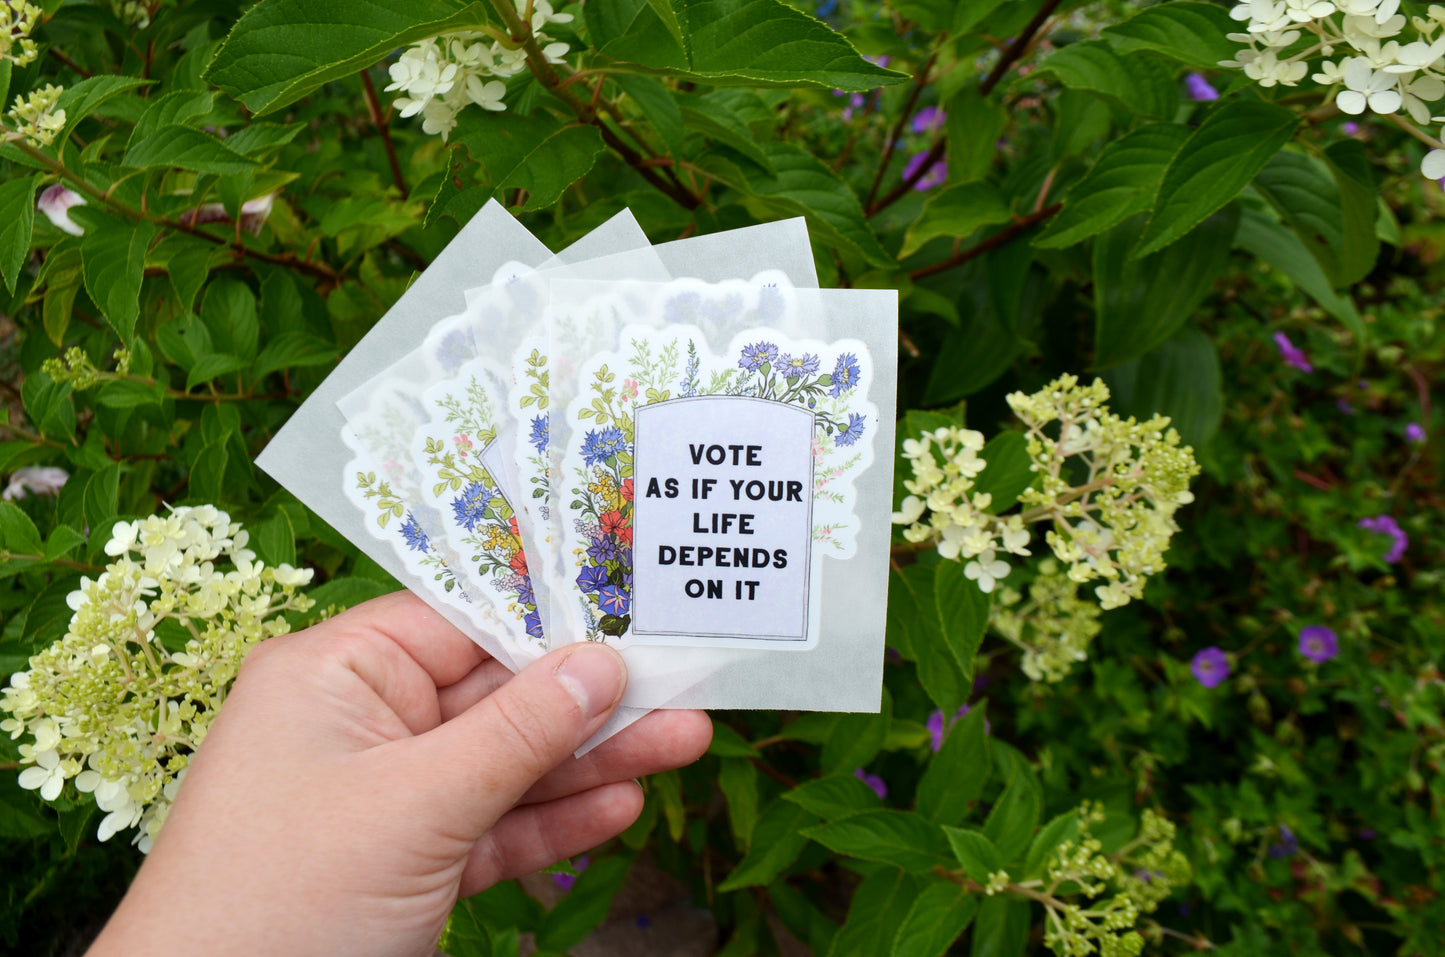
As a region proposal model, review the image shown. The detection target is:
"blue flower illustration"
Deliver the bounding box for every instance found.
[835,412,866,447]
[450,482,494,532]
[577,565,609,593]
[399,512,429,552]
[581,426,627,466]
[436,329,471,373]
[738,341,779,373]
[524,609,543,640]
[587,537,620,562]
[529,414,548,455]
[597,585,630,617]
[830,352,861,397]
[779,353,820,378]
[516,576,535,606]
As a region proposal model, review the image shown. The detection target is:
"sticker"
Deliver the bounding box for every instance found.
[558,323,875,650]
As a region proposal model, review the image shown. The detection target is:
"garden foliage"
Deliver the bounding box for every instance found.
[0,0,1440,954]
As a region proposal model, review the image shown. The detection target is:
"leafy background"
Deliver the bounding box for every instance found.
[0,0,1441,954]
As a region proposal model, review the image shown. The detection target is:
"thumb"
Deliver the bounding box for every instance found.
[401,641,627,840]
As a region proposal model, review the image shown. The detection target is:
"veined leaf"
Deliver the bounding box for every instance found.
[74,208,156,343]
[206,0,494,115]
[1103,1,1239,70]
[971,432,1034,513]
[890,881,978,957]
[1028,41,1178,118]
[900,183,1011,258]
[1103,326,1224,448]
[1093,206,1237,369]
[52,76,152,148]
[1135,98,1298,257]
[803,810,952,873]
[590,0,905,90]
[0,173,41,293]
[124,125,257,174]
[1034,122,1190,249]
[1233,204,1364,338]
[126,89,215,149]
[933,561,988,689]
[783,773,883,820]
[450,112,605,214]
[943,826,1003,881]
[718,798,819,891]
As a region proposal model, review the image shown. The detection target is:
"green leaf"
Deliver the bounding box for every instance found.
[827,869,923,957]
[126,89,216,148]
[821,692,891,773]
[982,763,1042,864]
[0,501,43,554]
[917,706,991,825]
[1034,122,1190,249]
[74,210,156,342]
[124,125,258,174]
[1093,206,1237,369]
[1022,810,1081,881]
[890,881,978,957]
[201,278,260,362]
[591,0,906,90]
[706,721,758,758]
[970,896,1031,957]
[449,112,605,214]
[23,575,80,648]
[944,86,1007,183]
[43,524,87,562]
[705,141,892,267]
[971,432,1034,513]
[942,826,1003,881]
[0,787,50,839]
[1102,1,1240,70]
[534,855,631,951]
[1135,98,1298,257]
[205,0,495,115]
[253,510,297,568]
[153,235,219,312]
[52,76,152,148]
[252,332,338,379]
[718,798,819,891]
[1234,204,1364,338]
[803,810,951,873]
[719,757,760,849]
[0,173,40,293]
[1103,326,1223,448]
[900,183,1011,258]
[933,561,989,688]
[612,74,685,157]
[1029,41,1177,118]
[678,90,774,172]
[643,0,688,51]
[186,354,250,391]
[95,379,165,409]
[889,564,968,715]
[1324,138,1381,288]
[783,774,884,820]
[83,463,120,535]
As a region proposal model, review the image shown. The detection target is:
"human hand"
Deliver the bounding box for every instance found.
[86,591,712,957]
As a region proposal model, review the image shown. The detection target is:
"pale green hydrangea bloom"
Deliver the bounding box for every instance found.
[1,506,314,852]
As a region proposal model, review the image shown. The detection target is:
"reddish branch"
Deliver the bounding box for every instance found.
[908,203,1061,281]
[360,68,408,198]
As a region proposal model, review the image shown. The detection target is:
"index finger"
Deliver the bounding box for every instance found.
[317,590,492,689]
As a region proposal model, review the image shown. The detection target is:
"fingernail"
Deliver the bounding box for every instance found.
[555,644,625,719]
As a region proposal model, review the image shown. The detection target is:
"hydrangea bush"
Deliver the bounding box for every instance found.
[0,0,1439,954]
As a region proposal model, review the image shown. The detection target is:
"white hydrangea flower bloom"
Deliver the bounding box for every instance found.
[1337,57,1403,112]
[964,550,1011,593]
[18,749,67,801]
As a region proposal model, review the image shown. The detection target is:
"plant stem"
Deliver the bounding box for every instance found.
[864,50,937,212]
[908,203,1061,280]
[360,68,408,198]
[980,0,1061,96]
[11,141,340,285]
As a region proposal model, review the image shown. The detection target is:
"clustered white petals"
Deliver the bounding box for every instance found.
[894,376,1199,625]
[1,506,314,852]
[0,3,42,68]
[385,1,574,141]
[1226,0,1445,179]
[7,83,66,147]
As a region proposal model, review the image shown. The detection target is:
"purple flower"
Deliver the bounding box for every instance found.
[927,705,971,752]
[1190,647,1230,688]
[1358,514,1408,563]
[1185,72,1219,101]
[1298,625,1339,663]
[865,54,891,69]
[524,609,543,640]
[738,341,779,373]
[835,412,866,447]
[903,151,947,190]
[36,184,86,236]
[597,585,630,617]
[1342,120,1360,135]
[1336,399,1357,415]
[854,767,887,799]
[2,465,69,501]
[553,854,589,890]
[911,105,946,133]
[1267,824,1299,859]
[576,565,609,593]
[1357,828,1377,840]
[1405,422,1426,444]
[1273,332,1313,373]
[399,512,429,553]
